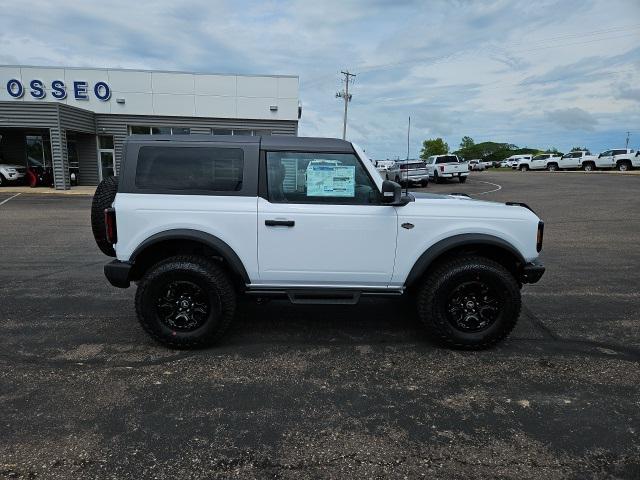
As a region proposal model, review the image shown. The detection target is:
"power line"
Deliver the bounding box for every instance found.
[336,70,356,140]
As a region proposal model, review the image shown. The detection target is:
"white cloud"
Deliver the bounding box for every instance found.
[1,0,639,156]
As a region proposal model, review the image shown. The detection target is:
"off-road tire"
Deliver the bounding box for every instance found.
[416,255,521,350]
[617,161,630,172]
[459,176,467,183]
[434,171,442,184]
[520,165,528,172]
[547,163,558,172]
[583,163,594,172]
[135,255,236,349]
[91,176,118,257]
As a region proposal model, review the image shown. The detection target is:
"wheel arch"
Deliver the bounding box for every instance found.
[129,229,250,285]
[404,234,526,288]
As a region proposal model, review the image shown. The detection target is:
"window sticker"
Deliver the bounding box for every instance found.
[306,164,355,197]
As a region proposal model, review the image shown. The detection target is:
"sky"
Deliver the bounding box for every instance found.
[1,0,638,159]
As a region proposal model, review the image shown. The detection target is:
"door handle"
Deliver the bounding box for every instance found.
[265,219,295,227]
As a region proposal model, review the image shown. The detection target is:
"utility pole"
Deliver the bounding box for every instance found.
[336,70,356,140]
[625,131,630,149]
[407,116,411,160]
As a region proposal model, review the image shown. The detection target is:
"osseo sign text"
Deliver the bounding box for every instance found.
[5,78,111,101]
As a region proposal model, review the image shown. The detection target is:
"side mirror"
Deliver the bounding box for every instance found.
[381,180,409,206]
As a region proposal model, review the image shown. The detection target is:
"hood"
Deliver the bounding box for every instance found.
[411,190,532,209]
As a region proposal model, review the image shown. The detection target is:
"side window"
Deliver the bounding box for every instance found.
[266,152,379,204]
[135,146,243,192]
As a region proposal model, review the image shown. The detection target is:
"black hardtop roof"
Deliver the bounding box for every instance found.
[125,135,354,153]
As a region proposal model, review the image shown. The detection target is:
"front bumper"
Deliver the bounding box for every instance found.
[520,260,545,284]
[2,171,26,181]
[104,260,132,288]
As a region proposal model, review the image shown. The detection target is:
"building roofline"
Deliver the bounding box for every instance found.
[0,64,299,80]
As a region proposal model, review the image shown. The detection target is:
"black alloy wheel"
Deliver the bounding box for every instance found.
[445,280,500,332]
[136,255,237,348]
[156,280,216,332]
[416,255,521,349]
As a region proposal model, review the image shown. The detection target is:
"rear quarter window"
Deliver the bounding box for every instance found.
[135,146,244,191]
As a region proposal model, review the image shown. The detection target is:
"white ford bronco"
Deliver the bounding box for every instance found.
[91,135,545,350]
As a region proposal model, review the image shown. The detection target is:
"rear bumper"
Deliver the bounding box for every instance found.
[104,260,132,288]
[407,174,429,182]
[440,171,469,177]
[520,260,545,284]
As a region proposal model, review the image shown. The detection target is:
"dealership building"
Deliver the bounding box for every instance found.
[0,66,300,189]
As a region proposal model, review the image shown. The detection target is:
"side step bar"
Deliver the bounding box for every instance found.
[245,288,403,305]
[288,290,361,305]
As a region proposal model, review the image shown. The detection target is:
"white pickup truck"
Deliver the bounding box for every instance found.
[558,150,598,170]
[514,154,561,171]
[425,154,470,183]
[595,148,637,171]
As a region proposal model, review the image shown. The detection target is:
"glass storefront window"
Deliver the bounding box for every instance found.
[25,135,52,168]
[130,126,150,135]
[129,126,191,135]
[99,136,114,149]
[100,151,115,179]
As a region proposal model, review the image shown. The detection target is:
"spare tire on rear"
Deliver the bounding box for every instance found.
[91,176,118,257]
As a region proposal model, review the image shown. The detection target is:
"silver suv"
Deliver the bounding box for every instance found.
[386,160,429,187]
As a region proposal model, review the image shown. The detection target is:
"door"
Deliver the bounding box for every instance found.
[530,155,546,169]
[597,150,613,168]
[97,135,115,180]
[560,152,576,169]
[257,150,398,287]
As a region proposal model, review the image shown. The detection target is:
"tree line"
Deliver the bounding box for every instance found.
[419,137,589,162]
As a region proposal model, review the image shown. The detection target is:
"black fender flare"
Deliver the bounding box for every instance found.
[130,229,250,283]
[404,233,525,287]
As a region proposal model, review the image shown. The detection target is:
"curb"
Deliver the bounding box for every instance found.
[0,188,94,196]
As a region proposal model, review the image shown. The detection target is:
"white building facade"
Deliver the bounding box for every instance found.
[0,66,300,189]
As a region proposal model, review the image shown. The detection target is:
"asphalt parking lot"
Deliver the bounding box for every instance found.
[1,171,639,479]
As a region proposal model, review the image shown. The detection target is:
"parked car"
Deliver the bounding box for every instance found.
[503,155,531,168]
[387,160,429,187]
[0,163,27,186]
[468,159,485,171]
[595,148,636,171]
[425,155,470,183]
[558,150,598,170]
[375,160,396,176]
[514,154,561,171]
[90,134,545,350]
